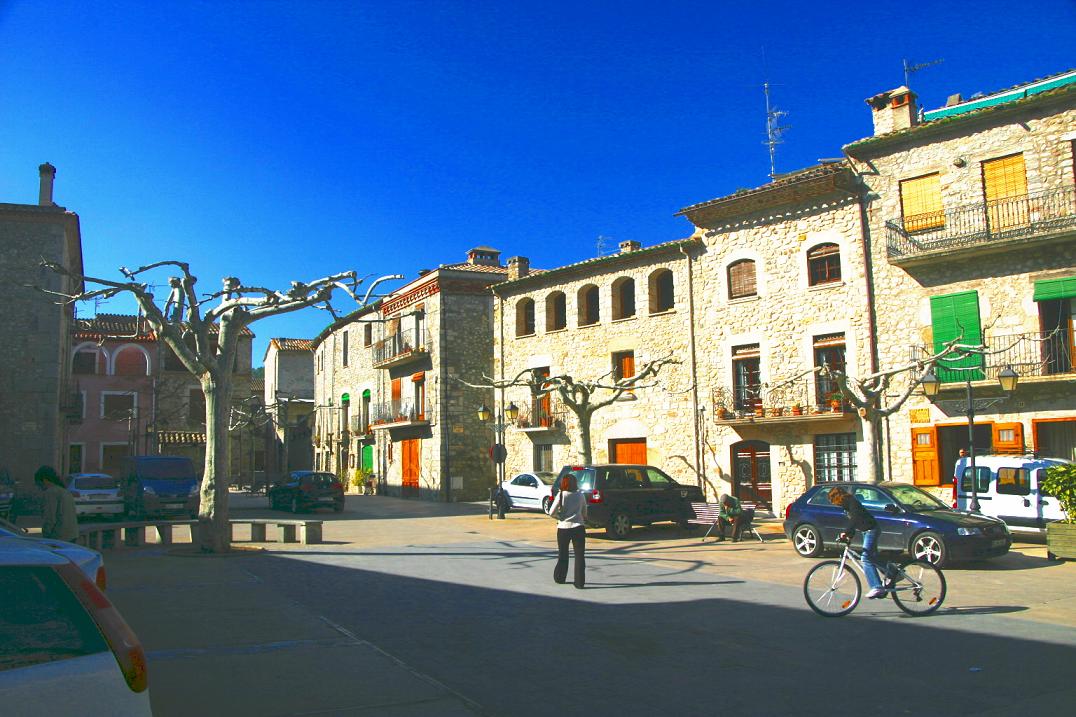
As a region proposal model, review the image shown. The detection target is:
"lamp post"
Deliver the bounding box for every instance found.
[477,400,519,520]
[920,364,1019,512]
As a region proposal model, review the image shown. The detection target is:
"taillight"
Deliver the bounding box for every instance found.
[951,478,958,509]
[96,565,107,591]
[785,503,792,520]
[587,490,603,504]
[57,563,148,693]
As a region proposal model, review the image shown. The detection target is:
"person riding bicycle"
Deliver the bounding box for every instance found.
[827,486,886,599]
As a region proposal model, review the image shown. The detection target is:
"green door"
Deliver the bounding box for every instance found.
[361,444,373,473]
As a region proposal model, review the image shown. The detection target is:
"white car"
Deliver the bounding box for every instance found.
[67,473,125,518]
[0,541,151,716]
[955,454,1071,534]
[501,472,557,512]
[0,518,106,590]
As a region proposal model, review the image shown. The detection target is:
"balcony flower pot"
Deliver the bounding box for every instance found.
[829,399,842,412]
[767,407,782,418]
[1042,464,1076,560]
[790,405,803,416]
[716,407,730,420]
[753,406,764,417]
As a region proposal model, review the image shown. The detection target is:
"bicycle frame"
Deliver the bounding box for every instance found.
[833,544,923,595]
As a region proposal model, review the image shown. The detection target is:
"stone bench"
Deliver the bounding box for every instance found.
[77,518,323,549]
[229,518,322,545]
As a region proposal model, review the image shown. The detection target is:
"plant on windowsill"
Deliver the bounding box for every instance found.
[790,403,803,416]
[753,405,764,417]
[826,392,844,412]
[715,406,730,420]
[767,406,782,418]
[1042,463,1076,561]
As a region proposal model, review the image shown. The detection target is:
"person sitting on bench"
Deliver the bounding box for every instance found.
[716,494,745,542]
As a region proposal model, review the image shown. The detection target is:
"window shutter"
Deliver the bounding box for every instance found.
[899,173,944,232]
[911,427,939,486]
[992,422,1024,453]
[728,260,757,299]
[1033,276,1076,302]
[930,291,984,381]
[982,154,1027,202]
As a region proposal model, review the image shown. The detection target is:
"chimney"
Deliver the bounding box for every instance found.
[507,256,530,280]
[38,162,56,206]
[466,246,502,267]
[619,240,641,253]
[865,87,918,136]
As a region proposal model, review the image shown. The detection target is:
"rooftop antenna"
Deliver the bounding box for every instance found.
[903,58,944,90]
[596,234,613,256]
[763,81,790,180]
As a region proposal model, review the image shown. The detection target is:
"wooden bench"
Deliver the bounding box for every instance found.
[686,502,764,543]
[77,518,323,549]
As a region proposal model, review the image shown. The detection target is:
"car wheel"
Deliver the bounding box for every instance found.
[911,531,947,567]
[608,511,631,539]
[290,496,300,514]
[793,524,824,558]
[541,496,552,513]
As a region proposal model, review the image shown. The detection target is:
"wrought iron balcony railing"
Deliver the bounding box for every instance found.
[913,330,1076,384]
[370,398,432,427]
[886,187,1076,263]
[515,400,565,430]
[712,379,849,420]
[371,326,431,367]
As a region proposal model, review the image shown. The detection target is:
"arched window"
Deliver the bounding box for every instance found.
[807,243,841,286]
[114,346,149,376]
[648,269,675,313]
[516,298,536,337]
[727,259,757,299]
[72,348,101,375]
[545,291,567,331]
[578,285,600,326]
[611,277,636,320]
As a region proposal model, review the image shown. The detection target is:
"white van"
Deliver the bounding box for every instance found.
[954,454,1071,534]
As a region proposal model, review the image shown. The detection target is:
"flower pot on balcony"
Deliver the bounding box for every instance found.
[753,406,764,417]
[767,407,782,418]
[829,399,842,412]
[716,408,730,420]
[790,405,803,416]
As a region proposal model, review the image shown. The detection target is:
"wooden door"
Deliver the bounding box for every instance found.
[911,427,939,486]
[609,438,647,464]
[731,441,771,509]
[401,439,419,497]
[391,378,402,418]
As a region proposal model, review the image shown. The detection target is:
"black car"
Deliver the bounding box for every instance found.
[269,471,345,513]
[554,464,705,539]
[783,481,1012,567]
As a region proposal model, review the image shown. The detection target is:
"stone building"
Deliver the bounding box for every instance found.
[262,338,315,479]
[845,70,1076,490]
[311,247,508,500]
[66,314,257,480]
[0,164,84,488]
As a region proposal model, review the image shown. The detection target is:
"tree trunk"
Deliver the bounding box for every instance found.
[198,372,233,552]
[577,407,594,465]
[862,413,884,484]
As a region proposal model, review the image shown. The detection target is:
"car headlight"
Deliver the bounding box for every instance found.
[142,486,156,495]
[956,527,982,536]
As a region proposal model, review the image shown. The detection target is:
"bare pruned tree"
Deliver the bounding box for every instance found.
[38,259,401,552]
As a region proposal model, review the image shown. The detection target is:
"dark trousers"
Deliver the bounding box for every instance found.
[716,514,745,540]
[554,525,586,588]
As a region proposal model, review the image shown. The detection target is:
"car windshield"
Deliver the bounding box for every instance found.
[72,476,118,490]
[300,473,339,487]
[563,468,596,490]
[136,459,195,480]
[887,484,949,511]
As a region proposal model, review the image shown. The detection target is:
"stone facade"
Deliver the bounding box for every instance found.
[263,338,315,478]
[312,248,506,501]
[0,164,83,490]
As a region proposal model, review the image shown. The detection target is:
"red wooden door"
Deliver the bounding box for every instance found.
[609,438,647,464]
[401,439,420,497]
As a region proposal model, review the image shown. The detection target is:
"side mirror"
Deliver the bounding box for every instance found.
[884,503,901,514]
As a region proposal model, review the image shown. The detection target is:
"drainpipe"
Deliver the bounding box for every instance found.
[681,243,703,488]
[440,296,452,502]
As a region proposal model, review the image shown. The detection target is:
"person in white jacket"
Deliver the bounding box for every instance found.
[547,473,587,588]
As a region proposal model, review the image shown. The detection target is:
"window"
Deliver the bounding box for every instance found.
[188,389,206,425]
[727,259,757,300]
[645,468,674,487]
[813,333,846,407]
[612,351,635,382]
[534,444,553,473]
[611,277,636,320]
[960,466,991,493]
[516,298,536,337]
[807,243,841,286]
[850,486,887,509]
[114,347,148,376]
[996,468,1031,496]
[930,290,984,382]
[649,269,674,313]
[102,392,136,420]
[578,285,600,326]
[361,389,371,433]
[814,433,857,482]
[732,344,761,411]
[1034,277,1076,375]
[899,173,944,232]
[72,350,99,375]
[68,444,83,474]
[363,323,372,347]
[545,291,567,331]
[342,330,349,367]
[413,373,426,420]
[982,153,1028,231]
[531,367,551,426]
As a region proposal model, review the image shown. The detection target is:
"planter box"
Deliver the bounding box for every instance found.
[1046,522,1076,561]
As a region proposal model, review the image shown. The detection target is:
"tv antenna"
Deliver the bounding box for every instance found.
[763,81,790,179]
[903,58,944,90]
[596,235,613,256]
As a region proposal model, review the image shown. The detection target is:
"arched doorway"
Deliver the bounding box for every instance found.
[731,440,771,509]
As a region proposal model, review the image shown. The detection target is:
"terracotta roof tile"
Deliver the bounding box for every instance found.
[269,338,314,352]
[73,313,254,339]
[436,262,511,274]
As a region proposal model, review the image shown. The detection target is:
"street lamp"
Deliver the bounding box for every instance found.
[920,363,1019,512]
[477,400,519,519]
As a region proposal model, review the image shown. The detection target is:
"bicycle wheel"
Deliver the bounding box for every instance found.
[891,560,946,616]
[804,560,861,617]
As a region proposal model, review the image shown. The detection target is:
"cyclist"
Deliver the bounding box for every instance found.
[827,486,885,599]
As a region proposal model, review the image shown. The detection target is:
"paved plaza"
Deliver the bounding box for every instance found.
[99,493,1076,716]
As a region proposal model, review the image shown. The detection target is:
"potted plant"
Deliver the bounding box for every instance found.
[790,403,803,416]
[767,406,782,418]
[827,392,843,412]
[715,406,730,420]
[753,405,764,417]
[1042,463,1076,560]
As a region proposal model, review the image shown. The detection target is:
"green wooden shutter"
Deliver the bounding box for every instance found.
[930,291,984,382]
[1033,277,1076,302]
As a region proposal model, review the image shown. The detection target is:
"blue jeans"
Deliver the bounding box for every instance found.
[861,527,883,591]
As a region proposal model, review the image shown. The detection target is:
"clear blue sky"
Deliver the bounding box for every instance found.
[2,1,1073,364]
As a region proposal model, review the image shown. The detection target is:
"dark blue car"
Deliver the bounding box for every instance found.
[783,482,1011,568]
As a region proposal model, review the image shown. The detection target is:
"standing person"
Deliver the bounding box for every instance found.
[35,465,78,542]
[546,473,587,588]
[716,493,744,542]
[828,486,885,599]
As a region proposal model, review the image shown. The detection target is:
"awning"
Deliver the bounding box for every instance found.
[1033,276,1076,302]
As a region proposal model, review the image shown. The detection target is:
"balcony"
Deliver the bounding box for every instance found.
[369,398,432,430]
[914,330,1075,386]
[372,327,431,369]
[886,187,1076,266]
[514,400,565,433]
[712,380,853,426]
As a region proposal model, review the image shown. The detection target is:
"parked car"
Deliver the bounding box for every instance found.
[0,518,106,589]
[501,471,557,512]
[554,464,705,539]
[784,481,1011,567]
[67,473,125,519]
[122,455,200,519]
[269,471,345,513]
[0,541,150,716]
[954,454,1071,535]
[0,468,14,519]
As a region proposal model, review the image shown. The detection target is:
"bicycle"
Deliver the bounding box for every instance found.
[803,536,946,617]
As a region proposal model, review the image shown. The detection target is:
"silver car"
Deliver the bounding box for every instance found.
[67,473,125,518]
[501,471,558,512]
